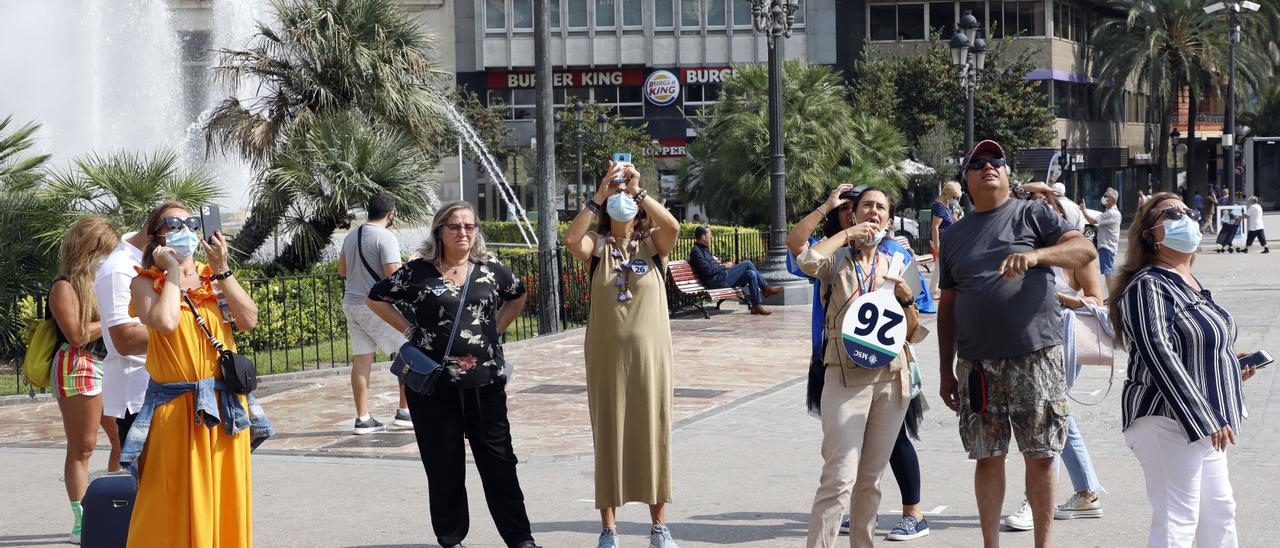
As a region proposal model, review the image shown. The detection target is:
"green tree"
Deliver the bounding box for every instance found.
[1091,0,1271,191]
[260,111,436,272]
[849,37,1055,160]
[912,123,962,187]
[1241,82,1280,138]
[205,0,449,261]
[0,117,54,361]
[680,60,906,225]
[554,101,656,198]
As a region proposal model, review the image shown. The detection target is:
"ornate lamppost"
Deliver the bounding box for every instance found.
[949,11,987,154]
[1205,1,1260,201]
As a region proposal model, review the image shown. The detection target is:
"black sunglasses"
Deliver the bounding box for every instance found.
[1154,206,1202,223]
[967,157,1007,171]
[158,216,202,233]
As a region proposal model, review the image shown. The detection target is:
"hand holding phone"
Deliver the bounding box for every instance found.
[1239,350,1273,369]
[611,152,632,183]
[200,205,223,244]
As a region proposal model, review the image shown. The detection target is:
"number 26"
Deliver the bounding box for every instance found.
[852,302,904,347]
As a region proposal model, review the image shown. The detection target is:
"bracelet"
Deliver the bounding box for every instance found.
[632,188,648,203]
[585,200,601,214]
[211,270,234,281]
[898,295,915,307]
[817,205,831,216]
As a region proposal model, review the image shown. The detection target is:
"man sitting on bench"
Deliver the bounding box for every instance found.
[688,225,780,315]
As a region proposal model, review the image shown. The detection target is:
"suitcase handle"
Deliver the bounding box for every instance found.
[112,500,130,508]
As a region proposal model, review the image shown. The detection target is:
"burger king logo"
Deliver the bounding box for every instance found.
[645,70,681,107]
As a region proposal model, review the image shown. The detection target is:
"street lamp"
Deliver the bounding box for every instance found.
[1171,128,1182,189]
[750,0,803,293]
[1205,1,1260,202]
[949,11,987,154]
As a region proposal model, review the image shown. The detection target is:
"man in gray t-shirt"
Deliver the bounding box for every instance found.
[937,140,1096,548]
[338,192,409,435]
[1081,188,1122,280]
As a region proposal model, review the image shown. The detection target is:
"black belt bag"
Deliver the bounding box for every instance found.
[184,291,258,395]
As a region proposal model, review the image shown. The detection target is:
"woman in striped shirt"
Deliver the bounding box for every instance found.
[1109,192,1262,548]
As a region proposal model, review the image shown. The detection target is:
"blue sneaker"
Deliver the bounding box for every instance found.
[648,524,678,548]
[885,514,930,541]
[597,528,619,548]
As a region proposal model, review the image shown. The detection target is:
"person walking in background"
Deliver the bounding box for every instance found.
[1205,189,1219,234]
[366,201,541,548]
[930,182,962,298]
[791,184,930,546]
[1240,196,1269,253]
[338,191,412,434]
[1110,192,1263,548]
[123,204,265,547]
[563,160,682,548]
[93,214,155,474]
[1080,188,1123,284]
[49,216,119,544]
[688,225,781,315]
[937,140,1097,548]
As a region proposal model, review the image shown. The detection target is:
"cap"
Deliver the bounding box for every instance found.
[1052,182,1066,197]
[965,140,1005,164]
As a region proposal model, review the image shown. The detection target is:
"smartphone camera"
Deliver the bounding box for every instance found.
[611,152,632,184]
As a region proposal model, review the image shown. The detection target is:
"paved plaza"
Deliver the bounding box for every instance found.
[2,226,1279,547]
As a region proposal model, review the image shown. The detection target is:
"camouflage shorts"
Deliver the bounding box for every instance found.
[956,345,1069,460]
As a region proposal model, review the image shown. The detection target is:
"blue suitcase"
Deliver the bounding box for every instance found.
[81,474,137,548]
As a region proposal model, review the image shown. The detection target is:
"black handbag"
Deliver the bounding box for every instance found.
[183,291,258,394]
[391,264,473,395]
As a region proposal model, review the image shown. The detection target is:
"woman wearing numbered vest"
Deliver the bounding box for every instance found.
[795,187,923,548]
[563,160,682,548]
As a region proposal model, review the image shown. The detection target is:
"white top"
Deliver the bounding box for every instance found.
[92,234,148,418]
[1095,206,1123,252]
[1058,197,1086,231]
[1245,204,1265,231]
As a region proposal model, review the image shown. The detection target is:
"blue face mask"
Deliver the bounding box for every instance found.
[607,192,638,222]
[1160,216,1202,254]
[865,228,887,247]
[166,228,200,260]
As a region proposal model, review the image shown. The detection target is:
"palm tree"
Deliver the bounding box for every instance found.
[1241,82,1280,138]
[0,116,54,362]
[39,150,222,246]
[204,0,449,260]
[261,111,437,272]
[1091,0,1271,191]
[680,60,906,225]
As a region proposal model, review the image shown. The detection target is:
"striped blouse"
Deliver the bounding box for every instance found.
[1118,266,1246,443]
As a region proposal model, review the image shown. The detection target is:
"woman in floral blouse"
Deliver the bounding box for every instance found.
[366,201,540,548]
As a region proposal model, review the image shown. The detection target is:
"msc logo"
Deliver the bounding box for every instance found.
[644,70,681,107]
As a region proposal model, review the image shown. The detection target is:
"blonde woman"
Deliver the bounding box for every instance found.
[49,215,120,543]
[929,182,962,297]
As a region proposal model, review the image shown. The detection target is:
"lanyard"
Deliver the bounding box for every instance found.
[852,248,880,297]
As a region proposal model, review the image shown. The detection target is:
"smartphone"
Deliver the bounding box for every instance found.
[611,152,632,183]
[1240,350,1273,369]
[200,204,222,244]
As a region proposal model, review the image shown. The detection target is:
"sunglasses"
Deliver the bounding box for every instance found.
[967,157,1007,171]
[1154,206,1201,223]
[444,223,478,233]
[158,216,202,233]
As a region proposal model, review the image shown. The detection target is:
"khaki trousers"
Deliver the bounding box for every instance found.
[807,367,909,548]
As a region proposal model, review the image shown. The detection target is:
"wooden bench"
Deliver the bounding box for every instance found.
[894,235,934,272]
[666,259,745,319]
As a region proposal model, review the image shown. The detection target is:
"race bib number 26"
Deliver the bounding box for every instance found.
[840,289,907,369]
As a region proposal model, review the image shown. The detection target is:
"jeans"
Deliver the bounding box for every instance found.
[1056,415,1102,493]
[720,260,769,305]
[406,382,535,548]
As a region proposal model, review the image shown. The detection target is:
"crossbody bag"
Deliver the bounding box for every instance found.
[391,264,473,395]
[356,225,413,322]
[183,291,257,394]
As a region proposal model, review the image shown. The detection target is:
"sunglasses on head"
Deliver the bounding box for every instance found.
[1154,206,1201,223]
[158,216,202,233]
[967,157,1007,171]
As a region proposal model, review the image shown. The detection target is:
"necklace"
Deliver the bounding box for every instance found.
[436,258,467,276]
[607,233,643,303]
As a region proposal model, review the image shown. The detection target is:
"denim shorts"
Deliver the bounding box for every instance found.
[956,345,1068,460]
[1097,247,1116,275]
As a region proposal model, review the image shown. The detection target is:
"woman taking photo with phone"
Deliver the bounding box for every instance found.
[793,186,923,547]
[124,201,262,547]
[49,215,119,543]
[366,201,540,548]
[564,160,682,548]
[1110,192,1262,548]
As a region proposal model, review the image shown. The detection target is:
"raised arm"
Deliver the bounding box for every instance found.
[564,163,623,264]
[630,165,680,258]
[202,231,258,331]
[131,252,183,335]
[788,184,852,256]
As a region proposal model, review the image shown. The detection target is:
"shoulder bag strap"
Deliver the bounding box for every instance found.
[182,290,228,354]
[440,264,475,360]
[355,225,383,281]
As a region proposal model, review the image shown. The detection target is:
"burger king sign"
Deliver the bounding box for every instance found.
[644,70,681,107]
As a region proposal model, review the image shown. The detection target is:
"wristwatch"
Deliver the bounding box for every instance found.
[897,294,915,307]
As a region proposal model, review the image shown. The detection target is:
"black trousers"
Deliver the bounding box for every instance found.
[1246,229,1268,248]
[406,382,534,548]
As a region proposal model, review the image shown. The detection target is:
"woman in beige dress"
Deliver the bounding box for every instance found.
[564,160,681,548]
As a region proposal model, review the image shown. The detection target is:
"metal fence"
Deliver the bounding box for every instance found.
[2,232,770,397]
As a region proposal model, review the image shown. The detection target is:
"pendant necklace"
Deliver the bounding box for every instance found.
[608,232,643,303]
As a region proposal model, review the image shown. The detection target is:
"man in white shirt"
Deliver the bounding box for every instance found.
[1053,182,1086,231]
[1241,196,1269,253]
[92,229,151,470]
[1081,188,1123,281]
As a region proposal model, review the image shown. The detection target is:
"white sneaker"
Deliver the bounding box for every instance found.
[1003,499,1034,531]
[1054,492,1103,520]
[393,409,413,428]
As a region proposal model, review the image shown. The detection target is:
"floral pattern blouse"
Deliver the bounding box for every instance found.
[368,257,525,388]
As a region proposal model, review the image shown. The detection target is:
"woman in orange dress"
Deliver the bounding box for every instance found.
[121,202,265,547]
